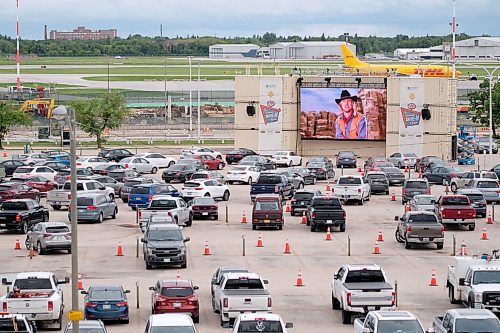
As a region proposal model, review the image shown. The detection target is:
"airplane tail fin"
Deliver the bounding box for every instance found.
[341,44,367,67]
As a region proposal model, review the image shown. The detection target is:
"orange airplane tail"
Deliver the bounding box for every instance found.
[341,44,368,68]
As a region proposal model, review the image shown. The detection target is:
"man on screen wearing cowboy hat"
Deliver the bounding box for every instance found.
[334,90,367,139]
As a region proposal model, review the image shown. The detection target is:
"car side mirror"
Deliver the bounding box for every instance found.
[148,287,155,291]
[193,286,199,290]
[285,323,293,328]
[263,280,269,284]
[183,237,190,242]
[59,277,70,284]
[394,215,400,221]
[141,238,146,243]
[2,278,10,285]
[80,290,87,294]
[459,278,465,286]
[333,274,339,280]
[124,290,130,293]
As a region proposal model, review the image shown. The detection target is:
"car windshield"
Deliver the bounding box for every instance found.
[367,174,386,180]
[237,320,284,332]
[308,162,326,168]
[344,270,385,283]
[338,152,354,157]
[442,197,469,205]
[377,320,424,333]
[294,193,314,200]
[150,200,177,209]
[406,181,428,189]
[57,170,70,176]
[14,278,52,289]
[15,167,33,173]
[455,318,500,333]
[256,175,282,184]
[46,226,70,233]
[224,278,264,290]
[482,173,497,179]
[255,201,279,211]
[191,174,208,179]
[381,167,402,174]
[160,287,193,297]
[147,230,182,241]
[337,177,361,185]
[312,198,341,207]
[274,152,287,156]
[1,202,28,210]
[465,194,485,202]
[478,137,491,143]
[402,153,417,157]
[150,327,195,333]
[193,198,215,205]
[77,198,94,206]
[184,182,201,188]
[131,186,150,194]
[375,162,394,168]
[232,167,248,171]
[473,271,500,284]
[407,214,438,223]
[477,181,499,188]
[89,289,123,300]
[415,197,435,205]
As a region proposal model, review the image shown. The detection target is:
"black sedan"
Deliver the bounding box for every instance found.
[379,167,406,186]
[287,167,317,185]
[238,155,276,170]
[93,164,126,175]
[176,158,209,171]
[335,151,357,168]
[423,166,463,185]
[35,161,68,172]
[225,148,257,164]
[306,162,335,180]
[162,164,197,183]
[0,160,25,177]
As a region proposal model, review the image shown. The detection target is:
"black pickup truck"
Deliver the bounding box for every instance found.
[0,199,49,234]
[306,196,346,232]
[250,173,294,202]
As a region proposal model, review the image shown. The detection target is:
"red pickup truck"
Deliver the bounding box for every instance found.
[434,195,476,231]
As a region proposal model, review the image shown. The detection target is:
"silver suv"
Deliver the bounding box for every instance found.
[26,222,71,255]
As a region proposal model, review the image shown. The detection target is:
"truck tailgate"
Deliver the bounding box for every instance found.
[251,185,278,195]
[6,298,52,314]
[442,206,475,219]
[409,224,443,238]
[313,209,344,220]
[47,191,69,202]
[344,282,394,307]
[224,290,270,311]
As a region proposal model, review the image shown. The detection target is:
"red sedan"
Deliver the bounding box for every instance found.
[11,176,57,194]
[149,279,199,323]
[0,182,41,203]
[194,154,225,170]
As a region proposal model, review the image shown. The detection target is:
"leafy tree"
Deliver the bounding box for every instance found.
[71,93,127,148]
[469,79,500,137]
[0,101,32,149]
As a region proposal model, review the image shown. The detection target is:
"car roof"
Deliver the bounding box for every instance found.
[447,308,498,318]
[39,222,68,228]
[405,178,428,182]
[294,189,319,194]
[218,266,248,273]
[148,224,181,231]
[366,171,386,175]
[159,279,193,288]
[224,272,261,279]
[456,189,484,195]
[344,264,381,270]
[77,192,108,198]
[406,211,436,216]
[255,194,281,199]
[151,195,178,200]
[1,198,35,202]
[238,313,283,321]
[66,320,104,329]
[133,183,160,188]
[89,285,123,291]
[149,314,194,326]
[16,271,54,279]
[372,311,417,320]
[473,178,499,182]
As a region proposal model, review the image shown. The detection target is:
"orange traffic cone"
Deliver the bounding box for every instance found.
[391,191,396,201]
[404,164,408,173]
[326,181,331,192]
[460,240,468,256]
[176,271,181,279]
[377,228,384,242]
[357,166,362,173]
[429,269,438,286]
[256,233,264,247]
[285,202,291,213]
[325,227,332,241]
[418,168,423,178]
[77,274,84,290]
[481,227,489,240]
[301,212,307,224]
[14,237,21,250]
[28,244,36,258]
[241,211,247,224]
[361,171,365,177]
[203,240,212,255]
[2,150,6,158]
[284,239,291,254]
[116,242,124,256]
[487,213,493,224]
[406,202,411,212]
[373,241,381,254]
[295,270,304,287]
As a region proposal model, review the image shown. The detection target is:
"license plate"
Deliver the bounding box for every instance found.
[264,219,270,223]
[300,201,304,205]
[327,220,333,224]
[54,236,64,241]
[53,201,61,205]
[0,224,5,227]
[367,306,376,311]
[103,305,111,310]
[163,258,171,262]
[202,212,208,216]
[0,217,5,219]
[78,209,86,213]
[173,302,181,308]
[423,238,429,242]
[188,192,193,196]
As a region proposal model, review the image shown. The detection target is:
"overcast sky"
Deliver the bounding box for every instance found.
[0,0,497,40]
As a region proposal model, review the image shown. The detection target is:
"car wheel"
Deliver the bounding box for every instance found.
[25,237,32,250]
[67,248,71,254]
[180,261,187,269]
[192,316,199,324]
[145,261,152,270]
[313,177,317,185]
[310,224,316,232]
[151,167,158,174]
[358,197,364,206]
[204,192,211,197]
[339,224,346,232]
[405,239,411,249]
[437,242,444,250]
[298,182,304,189]
[442,178,449,186]
[112,208,117,219]
[290,210,295,216]
[186,213,193,227]
[450,183,457,192]
[20,222,28,234]
[214,215,219,220]
[252,224,257,230]
[449,287,459,304]
[247,177,252,184]
[341,309,351,325]
[218,163,224,170]
[468,224,475,231]
[298,158,302,166]
[37,242,45,255]
[97,213,103,223]
[52,205,61,211]
[122,197,128,203]
[222,190,230,201]
[398,162,402,168]
[332,293,340,310]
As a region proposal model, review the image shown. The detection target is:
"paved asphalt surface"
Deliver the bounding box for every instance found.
[1,148,499,333]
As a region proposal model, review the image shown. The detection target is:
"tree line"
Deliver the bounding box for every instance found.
[0,33,476,57]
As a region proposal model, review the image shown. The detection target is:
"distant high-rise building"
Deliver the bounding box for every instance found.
[49,26,117,40]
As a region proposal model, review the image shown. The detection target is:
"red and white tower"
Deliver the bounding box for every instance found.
[16,0,21,90]
[451,0,457,79]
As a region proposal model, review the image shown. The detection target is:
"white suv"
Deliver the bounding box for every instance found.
[181,180,230,201]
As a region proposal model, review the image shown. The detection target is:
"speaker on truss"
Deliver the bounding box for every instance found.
[422,105,431,120]
[246,105,256,116]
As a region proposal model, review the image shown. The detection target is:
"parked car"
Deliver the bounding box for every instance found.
[402,179,431,204]
[144,314,196,333]
[354,311,425,333]
[434,194,476,230]
[332,175,371,205]
[0,183,41,204]
[270,151,302,167]
[34,161,69,172]
[290,189,322,216]
[69,193,118,223]
[181,180,230,201]
[226,166,260,185]
[388,152,418,169]
[149,279,199,322]
[463,178,500,203]
[134,153,175,168]
[432,309,500,333]
[128,183,180,209]
[190,197,218,220]
[120,177,157,202]
[423,165,463,185]
[277,170,305,190]
[378,167,406,186]
[225,148,257,164]
[47,180,115,210]
[138,196,192,229]
[26,222,71,254]
[250,172,294,202]
[107,169,141,183]
[10,175,57,194]
[365,172,389,194]
[335,151,357,168]
[0,314,37,333]
[450,171,498,192]
[306,156,333,168]
[210,267,248,299]
[415,156,444,172]
[76,157,110,170]
[306,161,335,180]
[42,149,69,157]
[141,224,190,269]
[88,175,123,196]
[162,164,197,183]
[64,320,107,333]
[0,160,25,176]
[93,164,125,175]
[287,167,317,185]
[12,153,48,166]
[188,147,223,160]
[44,154,70,166]
[394,211,444,249]
[252,194,283,230]
[176,158,208,171]
[193,154,226,170]
[473,136,498,153]
[119,157,159,174]
[456,189,487,218]
[409,194,437,212]
[54,168,94,188]
[81,285,130,323]
[98,148,134,162]
[363,157,390,173]
[306,196,346,232]
[190,171,224,183]
[239,155,276,170]
[0,199,48,233]
[490,164,500,178]
[12,166,57,181]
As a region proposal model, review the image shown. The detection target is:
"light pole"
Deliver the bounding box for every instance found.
[451,0,457,79]
[197,61,201,142]
[164,60,168,127]
[50,105,79,333]
[107,56,110,93]
[188,56,193,132]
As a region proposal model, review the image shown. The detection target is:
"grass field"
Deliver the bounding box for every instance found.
[0,82,84,88]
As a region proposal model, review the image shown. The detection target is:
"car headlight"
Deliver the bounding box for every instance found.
[179,248,186,255]
[146,247,154,255]
[474,292,482,303]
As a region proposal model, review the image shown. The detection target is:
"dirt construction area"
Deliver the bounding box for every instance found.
[0,148,499,333]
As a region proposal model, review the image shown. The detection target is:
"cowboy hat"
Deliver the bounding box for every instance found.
[335,89,358,104]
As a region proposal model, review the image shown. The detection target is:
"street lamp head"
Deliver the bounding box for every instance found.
[50,105,68,120]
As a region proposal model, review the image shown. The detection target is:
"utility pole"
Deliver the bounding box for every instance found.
[451,0,457,79]
[189,56,193,132]
[197,61,201,142]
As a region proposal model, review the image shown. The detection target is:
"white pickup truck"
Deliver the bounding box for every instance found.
[0,272,69,329]
[432,308,500,333]
[354,311,426,333]
[332,175,371,205]
[447,256,500,313]
[212,272,272,327]
[46,180,114,210]
[332,264,395,324]
[139,195,192,230]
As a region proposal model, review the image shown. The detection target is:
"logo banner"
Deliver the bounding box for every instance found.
[258,78,283,155]
[399,79,425,156]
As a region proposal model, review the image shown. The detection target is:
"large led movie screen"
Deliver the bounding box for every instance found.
[300,87,387,140]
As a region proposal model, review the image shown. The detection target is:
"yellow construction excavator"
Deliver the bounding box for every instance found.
[20,98,56,117]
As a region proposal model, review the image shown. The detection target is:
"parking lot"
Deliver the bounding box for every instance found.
[1,147,499,333]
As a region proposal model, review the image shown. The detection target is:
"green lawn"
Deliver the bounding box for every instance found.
[0,82,84,88]
[82,75,236,81]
